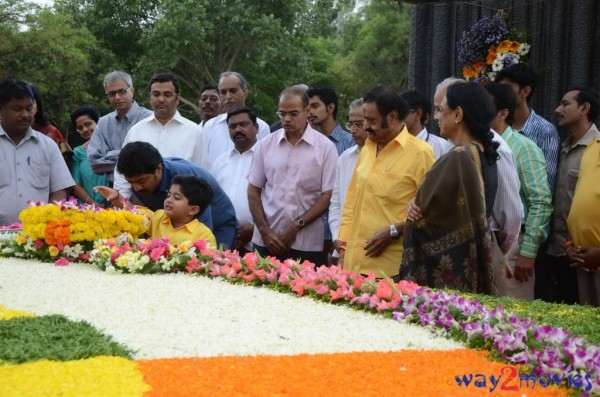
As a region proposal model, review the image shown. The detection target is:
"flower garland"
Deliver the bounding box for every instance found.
[457,14,530,83]
[1,198,148,262]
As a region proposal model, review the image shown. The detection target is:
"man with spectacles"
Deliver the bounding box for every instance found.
[329,98,368,264]
[400,90,452,160]
[113,73,203,200]
[197,84,222,129]
[199,71,270,169]
[337,86,435,279]
[87,71,152,183]
[248,85,338,266]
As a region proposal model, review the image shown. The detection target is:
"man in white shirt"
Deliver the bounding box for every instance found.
[114,73,203,198]
[329,98,368,263]
[210,107,259,253]
[198,84,222,131]
[199,71,269,169]
[400,89,452,160]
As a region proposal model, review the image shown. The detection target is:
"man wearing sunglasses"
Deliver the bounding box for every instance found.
[87,70,152,184]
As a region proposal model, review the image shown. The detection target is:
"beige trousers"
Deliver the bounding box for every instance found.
[504,232,534,300]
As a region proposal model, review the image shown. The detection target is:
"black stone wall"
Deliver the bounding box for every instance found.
[407,0,600,131]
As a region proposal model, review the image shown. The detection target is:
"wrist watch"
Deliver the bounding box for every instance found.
[389,224,400,241]
[296,218,306,228]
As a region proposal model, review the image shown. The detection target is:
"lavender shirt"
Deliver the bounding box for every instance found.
[248,124,338,251]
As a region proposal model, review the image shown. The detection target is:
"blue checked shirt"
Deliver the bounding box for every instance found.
[519,109,560,195]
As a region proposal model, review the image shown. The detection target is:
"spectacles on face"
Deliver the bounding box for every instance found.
[345,121,364,129]
[276,110,302,119]
[106,88,130,98]
[151,91,177,99]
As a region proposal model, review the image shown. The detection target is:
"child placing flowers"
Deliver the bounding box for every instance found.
[95,175,216,247]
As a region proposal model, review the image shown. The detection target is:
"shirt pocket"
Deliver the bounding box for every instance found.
[566,169,579,192]
[30,160,51,189]
[0,159,10,188]
[370,172,415,204]
[297,164,322,193]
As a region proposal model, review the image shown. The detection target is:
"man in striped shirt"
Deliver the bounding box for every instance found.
[496,64,560,194]
[486,83,553,300]
[248,86,338,266]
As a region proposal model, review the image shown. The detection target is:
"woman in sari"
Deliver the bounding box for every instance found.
[69,105,109,206]
[30,84,72,163]
[401,82,500,294]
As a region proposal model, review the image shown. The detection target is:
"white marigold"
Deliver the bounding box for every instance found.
[492,59,504,72]
[518,43,530,56]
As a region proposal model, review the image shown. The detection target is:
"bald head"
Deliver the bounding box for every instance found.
[433,77,465,123]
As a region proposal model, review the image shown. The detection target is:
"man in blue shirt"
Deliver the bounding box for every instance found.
[115,141,238,249]
[496,64,560,194]
[87,71,152,183]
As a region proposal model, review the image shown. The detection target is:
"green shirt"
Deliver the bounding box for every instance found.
[502,126,553,258]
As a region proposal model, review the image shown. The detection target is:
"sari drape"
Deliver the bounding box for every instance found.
[401,144,496,294]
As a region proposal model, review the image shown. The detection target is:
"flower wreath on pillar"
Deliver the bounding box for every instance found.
[457,12,530,84]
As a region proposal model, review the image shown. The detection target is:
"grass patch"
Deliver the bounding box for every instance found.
[0,314,133,364]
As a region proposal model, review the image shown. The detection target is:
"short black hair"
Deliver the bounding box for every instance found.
[485,82,516,126]
[171,175,213,217]
[363,86,410,121]
[494,64,537,103]
[307,86,339,119]
[149,73,180,94]
[227,106,257,124]
[200,84,218,96]
[400,90,431,125]
[70,104,100,128]
[569,85,600,123]
[117,141,163,177]
[0,79,34,107]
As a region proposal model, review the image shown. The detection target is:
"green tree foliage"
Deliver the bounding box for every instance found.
[0,0,411,131]
[136,0,319,122]
[333,0,411,119]
[0,7,103,138]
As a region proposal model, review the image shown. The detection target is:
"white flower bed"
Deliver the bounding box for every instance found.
[0,258,463,359]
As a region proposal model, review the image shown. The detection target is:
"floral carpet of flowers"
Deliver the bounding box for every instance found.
[0,200,596,395]
[0,260,569,396]
[457,14,530,83]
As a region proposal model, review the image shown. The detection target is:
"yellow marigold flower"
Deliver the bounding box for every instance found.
[15,234,27,245]
[48,246,59,257]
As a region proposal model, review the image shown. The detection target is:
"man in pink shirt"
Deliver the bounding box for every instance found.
[248,86,338,266]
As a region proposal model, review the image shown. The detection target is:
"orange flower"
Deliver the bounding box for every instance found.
[497,40,520,53]
[462,66,476,79]
[137,351,568,396]
[44,221,58,245]
[486,47,497,64]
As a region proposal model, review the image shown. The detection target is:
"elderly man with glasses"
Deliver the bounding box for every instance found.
[87,70,152,183]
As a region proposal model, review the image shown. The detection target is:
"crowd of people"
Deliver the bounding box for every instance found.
[1,63,599,306]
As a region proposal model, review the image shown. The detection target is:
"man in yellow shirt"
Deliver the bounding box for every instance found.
[336,86,434,278]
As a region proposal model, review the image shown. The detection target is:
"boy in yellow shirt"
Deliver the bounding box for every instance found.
[96,175,216,246]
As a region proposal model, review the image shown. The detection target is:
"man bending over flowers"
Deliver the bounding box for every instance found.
[100,141,236,248]
[96,174,216,247]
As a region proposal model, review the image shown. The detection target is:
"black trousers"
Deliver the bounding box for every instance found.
[253,244,327,267]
